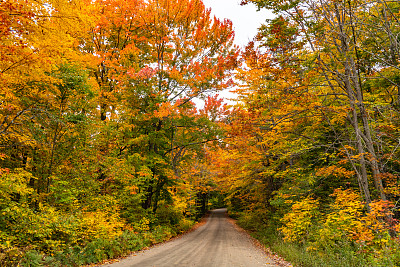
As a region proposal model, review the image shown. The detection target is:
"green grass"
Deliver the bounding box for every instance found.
[236,215,398,267]
[268,239,369,267]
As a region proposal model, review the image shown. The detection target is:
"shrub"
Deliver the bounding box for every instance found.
[279,196,320,243]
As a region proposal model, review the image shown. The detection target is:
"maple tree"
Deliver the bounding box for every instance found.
[82,0,238,212]
[0,0,238,265]
[3,0,400,265]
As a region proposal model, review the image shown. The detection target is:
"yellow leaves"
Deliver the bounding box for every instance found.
[309,189,397,250]
[128,135,148,146]
[319,189,364,242]
[280,196,320,242]
[79,210,124,240]
[331,189,362,213]
[280,187,399,252]
[87,76,100,92]
[328,105,350,126]
[0,169,36,201]
[137,217,151,232]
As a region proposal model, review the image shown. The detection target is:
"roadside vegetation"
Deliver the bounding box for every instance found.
[3,0,400,266]
[211,0,400,266]
[0,0,234,265]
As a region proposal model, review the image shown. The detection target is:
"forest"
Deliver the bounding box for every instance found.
[1,0,400,266]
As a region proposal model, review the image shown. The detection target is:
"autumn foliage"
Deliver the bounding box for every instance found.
[3,0,400,265]
[0,0,236,265]
[207,0,400,266]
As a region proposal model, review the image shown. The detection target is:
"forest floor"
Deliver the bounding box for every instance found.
[97,208,281,267]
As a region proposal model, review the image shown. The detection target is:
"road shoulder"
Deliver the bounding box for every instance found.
[227,217,292,267]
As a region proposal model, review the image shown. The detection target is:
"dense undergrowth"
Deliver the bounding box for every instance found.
[4,0,400,266]
[233,205,400,267]
[0,203,197,267]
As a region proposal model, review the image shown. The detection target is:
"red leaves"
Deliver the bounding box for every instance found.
[128,66,158,80]
[200,94,228,121]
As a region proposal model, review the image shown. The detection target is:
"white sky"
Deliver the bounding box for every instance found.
[202,0,273,47]
[195,0,274,106]
[201,0,273,105]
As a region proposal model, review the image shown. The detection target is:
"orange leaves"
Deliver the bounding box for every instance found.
[279,188,399,252]
[315,165,355,179]
[318,189,397,247]
[87,0,238,122]
[127,185,139,195]
[152,98,198,119]
[381,172,400,197]
[154,102,174,119]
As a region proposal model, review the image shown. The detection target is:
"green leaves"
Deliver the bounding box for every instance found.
[0,0,239,265]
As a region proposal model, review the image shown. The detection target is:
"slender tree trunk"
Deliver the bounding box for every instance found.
[344,63,372,205]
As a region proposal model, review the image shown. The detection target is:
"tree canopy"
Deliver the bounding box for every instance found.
[2,0,400,266]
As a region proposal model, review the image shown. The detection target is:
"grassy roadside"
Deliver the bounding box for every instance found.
[240,225,370,267]
[233,213,387,267]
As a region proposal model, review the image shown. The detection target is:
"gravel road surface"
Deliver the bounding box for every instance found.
[101,208,278,267]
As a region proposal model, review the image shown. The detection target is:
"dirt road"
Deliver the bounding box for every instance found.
[101,208,278,267]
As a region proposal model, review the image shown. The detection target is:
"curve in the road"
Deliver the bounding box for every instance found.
[100,208,278,267]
